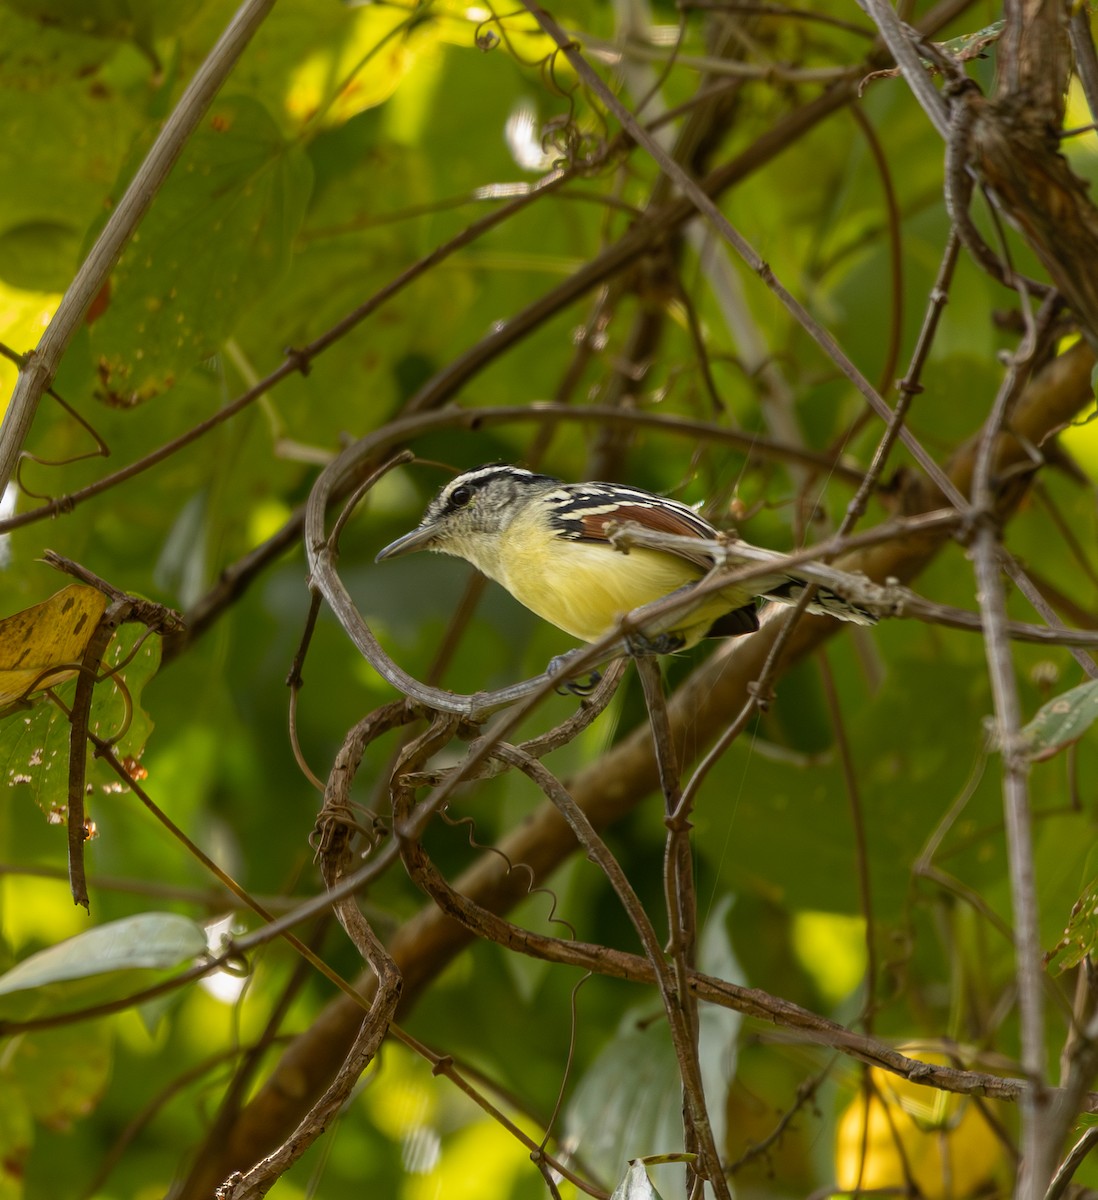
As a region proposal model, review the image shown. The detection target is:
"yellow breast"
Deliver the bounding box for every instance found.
[494,511,741,644]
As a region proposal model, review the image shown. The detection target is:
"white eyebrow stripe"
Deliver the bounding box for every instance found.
[443,465,535,492]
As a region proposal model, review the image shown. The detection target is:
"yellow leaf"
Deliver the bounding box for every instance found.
[284,5,440,128]
[0,585,108,708]
[835,1053,1007,1200]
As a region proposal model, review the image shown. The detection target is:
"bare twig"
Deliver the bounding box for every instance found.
[1045,1125,1098,1200]
[66,602,128,910]
[855,0,949,136]
[636,656,709,1192]
[968,301,1054,1197]
[819,651,877,1027]
[215,713,408,1200]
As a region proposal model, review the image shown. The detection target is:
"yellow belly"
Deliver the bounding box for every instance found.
[495,526,740,644]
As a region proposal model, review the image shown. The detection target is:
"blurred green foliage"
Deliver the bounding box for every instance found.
[0,0,1096,1197]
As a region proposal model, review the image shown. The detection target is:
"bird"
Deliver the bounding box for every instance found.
[375,463,876,654]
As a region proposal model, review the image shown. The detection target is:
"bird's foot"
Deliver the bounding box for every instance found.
[547,651,602,697]
[624,631,685,657]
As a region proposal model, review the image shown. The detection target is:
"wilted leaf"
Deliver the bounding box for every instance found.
[1047,877,1098,974]
[88,93,313,404]
[1019,679,1098,762]
[0,585,107,709]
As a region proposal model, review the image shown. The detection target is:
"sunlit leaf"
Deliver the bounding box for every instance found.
[283,3,441,128]
[835,1053,1006,1198]
[1019,679,1098,761]
[88,93,313,404]
[0,585,107,709]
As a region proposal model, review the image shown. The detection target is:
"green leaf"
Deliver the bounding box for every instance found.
[0,1078,32,1200]
[88,93,313,404]
[1020,679,1098,762]
[1047,876,1098,974]
[0,221,81,291]
[0,912,207,1019]
[0,58,138,235]
[7,1022,112,1131]
[86,619,161,775]
[1,696,70,819]
[1,618,162,819]
[0,5,110,88]
[563,900,741,1200]
[0,0,198,51]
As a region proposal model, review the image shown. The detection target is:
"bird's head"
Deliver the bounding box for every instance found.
[375,463,559,570]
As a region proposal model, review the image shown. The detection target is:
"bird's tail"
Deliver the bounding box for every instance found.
[761,578,877,625]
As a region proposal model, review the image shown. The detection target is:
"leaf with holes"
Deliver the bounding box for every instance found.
[1019,679,1098,762]
[1047,877,1098,974]
[2,621,161,818]
[84,620,160,778]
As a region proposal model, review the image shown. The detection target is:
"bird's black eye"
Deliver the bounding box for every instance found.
[449,484,473,508]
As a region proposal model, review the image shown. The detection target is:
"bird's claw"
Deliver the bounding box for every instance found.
[624,631,685,657]
[547,652,602,697]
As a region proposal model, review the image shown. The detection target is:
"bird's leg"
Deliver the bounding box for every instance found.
[546,648,603,697]
[621,581,702,656]
[624,631,686,656]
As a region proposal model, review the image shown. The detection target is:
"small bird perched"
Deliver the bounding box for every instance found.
[375,464,876,652]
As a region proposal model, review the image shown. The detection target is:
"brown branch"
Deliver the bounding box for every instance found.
[66,602,127,910]
[215,713,408,1198]
[636,657,715,1195]
[968,5,1098,341]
